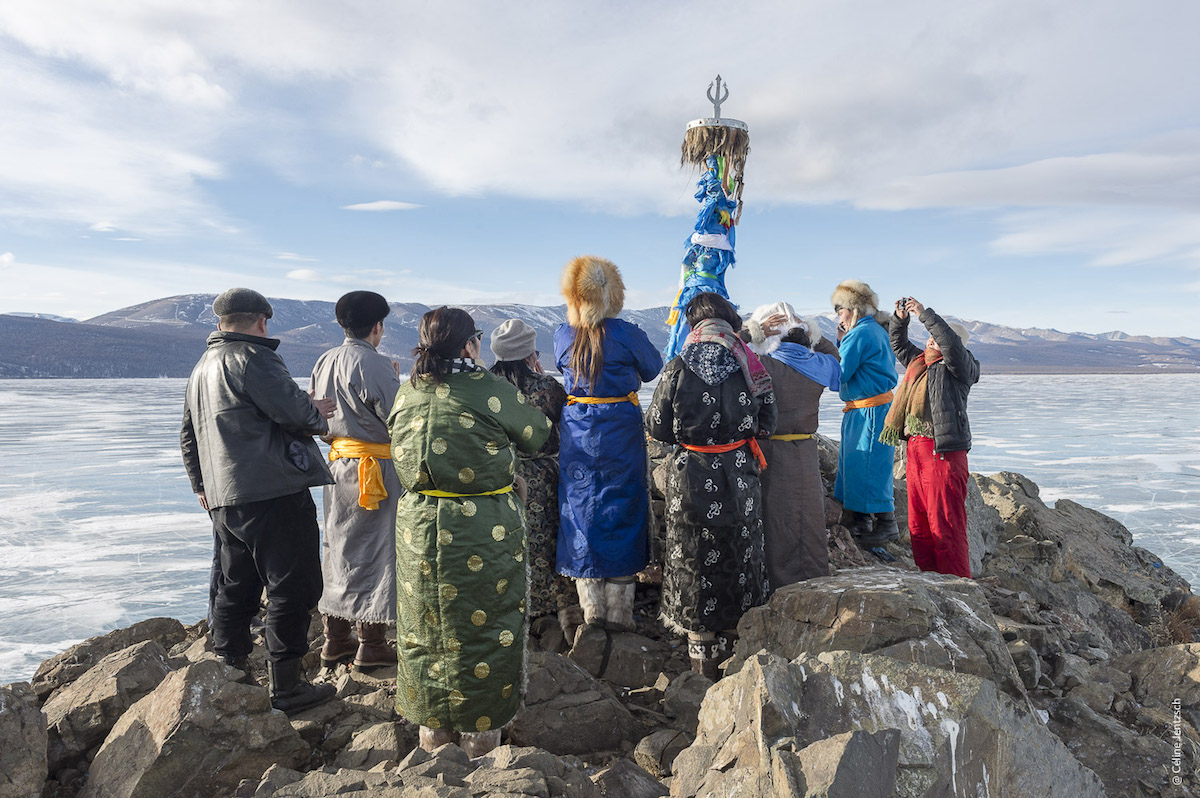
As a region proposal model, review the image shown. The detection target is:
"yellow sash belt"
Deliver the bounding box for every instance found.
[328,437,392,510]
[768,433,813,441]
[416,485,514,498]
[567,391,639,406]
[843,390,894,413]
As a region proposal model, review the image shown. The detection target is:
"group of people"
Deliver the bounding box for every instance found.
[179,260,980,758]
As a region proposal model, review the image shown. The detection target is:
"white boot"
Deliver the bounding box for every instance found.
[575,578,607,627]
[459,729,502,758]
[603,578,636,631]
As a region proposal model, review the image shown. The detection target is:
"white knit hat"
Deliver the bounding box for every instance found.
[490,318,538,361]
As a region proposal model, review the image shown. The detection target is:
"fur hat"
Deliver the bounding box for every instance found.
[490,318,538,361]
[747,301,818,356]
[562,255,625,328]
[830,279,879,315]
[949,322,970,346]
[335,290,389,332]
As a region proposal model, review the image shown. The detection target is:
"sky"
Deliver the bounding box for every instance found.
[2,1,1199,337]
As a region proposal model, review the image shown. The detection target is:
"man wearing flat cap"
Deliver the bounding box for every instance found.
[181,287,336,714]
[309,291,402,670]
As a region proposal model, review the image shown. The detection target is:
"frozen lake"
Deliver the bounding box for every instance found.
[1,374,1198,684]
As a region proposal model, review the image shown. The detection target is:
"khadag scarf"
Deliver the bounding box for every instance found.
[768,342,841,391]
[879,348,942,446]
[684,318,773,397]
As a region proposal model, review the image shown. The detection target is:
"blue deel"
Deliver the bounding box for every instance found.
[834,316,898,514]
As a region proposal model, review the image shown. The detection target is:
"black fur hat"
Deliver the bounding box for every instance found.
[335,291,390,332]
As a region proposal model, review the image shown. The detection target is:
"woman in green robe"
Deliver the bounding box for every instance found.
[388,307,551,756]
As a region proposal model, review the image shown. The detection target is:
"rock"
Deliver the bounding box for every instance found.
[333,721,408,770]
[792,729,901,798]
[0,681,47,798]
[463,766,548,796]
[1006,639,1041,691]
[249,767,415,797]
[43,640,174,774]
[671,651,1104,798]
[634,729,692,778]
[731,567,1027,700]
[591,758,668,797]
[1048,696,1199,798]
[397,742,474,785]
[568,626,670,689]
[1051,652,1092,690]
[510,651,636,755]
[1116,643,1200,731]
[963,472,1005,576]
[32,617,186,701]
[80,659,308,798]
[662,671,711,735]
[247,764,303,797]
[474,745,601,798]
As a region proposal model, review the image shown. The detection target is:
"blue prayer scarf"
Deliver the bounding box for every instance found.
[768,342,841,390]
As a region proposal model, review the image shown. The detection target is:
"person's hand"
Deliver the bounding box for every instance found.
[760,313,789,337]
[312,396,336,419]
[836,321,847,342]
[906,298,925,317]
[894,299,909,320]
[197,492,209,511]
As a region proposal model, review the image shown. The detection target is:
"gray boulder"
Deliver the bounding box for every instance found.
[32,617,185,701]
[732,568,1027,700]
[591,758,668,797]
[663,671,711,735]
[333,721,407,770]
[1115,643,1200,731]
[671,651,1104,798]
[786,729,900,798]
[43,640,173,774]
[568,626,671,689]
[0,681,47,798]
[474,745,601,798]
[510,651,636,755]
[80,659,308,798]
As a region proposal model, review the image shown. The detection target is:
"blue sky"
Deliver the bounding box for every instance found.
[2,1,1199,337]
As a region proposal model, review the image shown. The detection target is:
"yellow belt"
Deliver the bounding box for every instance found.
[328,437,392,510]
[843,390,894,413]
[416,485,514,498]
[567,391,639,406]
[768,433,813,441]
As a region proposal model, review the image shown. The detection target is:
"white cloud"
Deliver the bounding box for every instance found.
[276,252,318,262]
[0,252,14,267]
[341,201,421,212]
[286,269,322,282]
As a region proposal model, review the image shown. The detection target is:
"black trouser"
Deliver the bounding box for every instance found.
[209,490,322,663]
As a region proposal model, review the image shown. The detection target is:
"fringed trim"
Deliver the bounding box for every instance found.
[658,610,693,638]
[680,125,751,222]
[319,611,396,626]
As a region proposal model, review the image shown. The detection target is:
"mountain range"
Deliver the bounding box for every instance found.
[2,294,1199,378]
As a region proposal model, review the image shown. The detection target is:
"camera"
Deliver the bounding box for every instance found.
[898,297,911,308]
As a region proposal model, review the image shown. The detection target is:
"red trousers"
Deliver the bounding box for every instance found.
[906,436,971,578]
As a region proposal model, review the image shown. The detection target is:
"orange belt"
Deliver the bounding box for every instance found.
[843,390,893,413]
[567,392,639,406]
[681,438,767,471]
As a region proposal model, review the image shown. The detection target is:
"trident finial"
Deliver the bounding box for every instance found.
[707,75,729,118]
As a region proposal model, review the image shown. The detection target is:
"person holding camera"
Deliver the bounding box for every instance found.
[884,297,980,578]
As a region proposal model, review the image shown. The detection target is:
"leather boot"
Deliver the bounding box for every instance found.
[220,655,254,685]
[354,622,397,669]
[320,615,357,668]
[575,578,607,628]
[687,636,721,681]
[459,729,502,758]
[845,510,874,539]
[869,512,900,543]
[268,657,335,716]
[603,577,637,632]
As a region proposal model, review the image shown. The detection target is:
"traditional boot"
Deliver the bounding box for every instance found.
[220,655,254,685]
[459,729,502,758]
[320,615,357,668]
[603,577,637,632]
[267,658,335,716]
[869,512,900,543]
[575,578,607,628]
[354,622,397,669]
[418,725,458,752]
[687,635,721,681]
[844,510,874,540]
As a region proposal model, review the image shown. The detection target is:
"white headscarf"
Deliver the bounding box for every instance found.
[747,301,823,357]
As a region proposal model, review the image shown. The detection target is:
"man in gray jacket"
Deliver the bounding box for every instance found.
[180,288,336,714]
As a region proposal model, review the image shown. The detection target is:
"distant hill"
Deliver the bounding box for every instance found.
[2,294,1198,377]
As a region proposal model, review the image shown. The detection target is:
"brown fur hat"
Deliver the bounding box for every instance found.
[831,279,879,315]
[562,255,625,327]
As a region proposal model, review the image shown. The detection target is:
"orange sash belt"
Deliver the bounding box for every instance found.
[567,391,639,406]
[681,438,768,471]
[843,390,894,413]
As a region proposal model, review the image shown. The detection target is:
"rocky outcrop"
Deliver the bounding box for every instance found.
[509,651,637,756]
[672,651,1104,797]
[32,618,185,702]
[43,641,173,775]
[0,681,47,798]
[731,568,1027,700]
[81,660,308,798]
